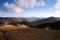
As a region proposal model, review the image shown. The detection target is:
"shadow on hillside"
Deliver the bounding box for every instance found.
[30,21,60,30]
[0,20,60,30]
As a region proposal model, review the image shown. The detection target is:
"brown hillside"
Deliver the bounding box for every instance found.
[0,28,60,40]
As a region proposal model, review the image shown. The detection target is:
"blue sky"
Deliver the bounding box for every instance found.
[0,0,60,17]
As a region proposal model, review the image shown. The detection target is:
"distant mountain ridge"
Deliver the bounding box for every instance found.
[0,17,60,22]
[35,17,60,23]
[40,17,59,22]
[0,17,60,25]
[0,17,23,23]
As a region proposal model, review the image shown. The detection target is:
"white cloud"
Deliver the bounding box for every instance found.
[15,0,37,8]
[4,2,24,13]
[15,0,46,8]
[54,0,60,10]
[53,0,60,17]
[4,0,46,13]
[37,0,46,7]
[11,7,24,13]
